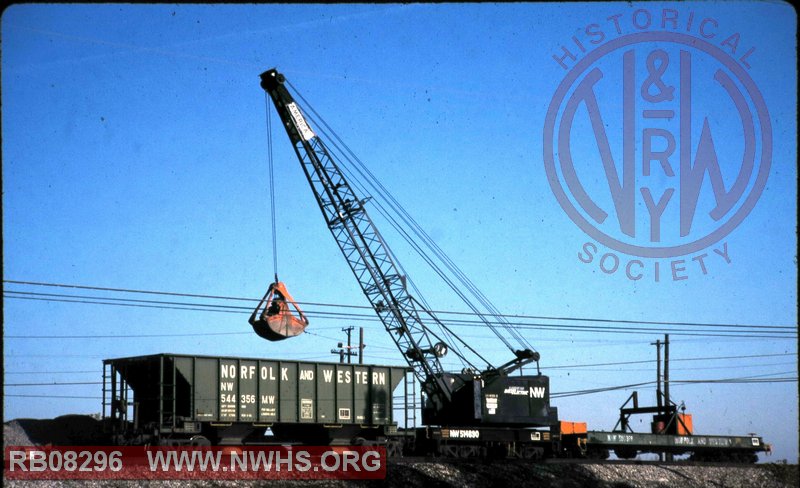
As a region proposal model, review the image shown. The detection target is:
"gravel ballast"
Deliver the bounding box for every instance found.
[5,416,797,487]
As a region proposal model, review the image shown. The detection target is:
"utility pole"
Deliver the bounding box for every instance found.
[652,338,663,411]
[345,326,353,364]
[664,334,670,413]
[650,335,672,461]
[331,326,362,364]
[358,327,364,364]
[664,334,673,462]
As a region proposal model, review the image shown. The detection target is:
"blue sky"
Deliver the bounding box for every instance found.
[2,3,797,462]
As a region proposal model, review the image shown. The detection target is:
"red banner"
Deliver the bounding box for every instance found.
[4,446,386,480]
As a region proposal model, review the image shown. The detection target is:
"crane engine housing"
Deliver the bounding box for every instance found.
[423,373,556,427]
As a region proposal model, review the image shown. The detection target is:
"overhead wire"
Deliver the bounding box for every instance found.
[6,359,795,399]
[5,299,793,340]
[5,371,97,375]
[544,352,798,370]
[5,280,793,332]
[551,381,657,398]
[551,374,798,399]
[6,382,103,387]
[5,351,794,376]
[5,395,102,399]
[14,372,793,391]
[4,289,796,340]
[545,362,798,373]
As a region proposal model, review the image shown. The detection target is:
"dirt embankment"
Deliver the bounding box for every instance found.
[5,415,111,446]
[5,416,798,487]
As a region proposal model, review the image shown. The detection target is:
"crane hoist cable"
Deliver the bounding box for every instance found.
[296,107,478,369]
[247,94,310,342]
[277,81,474,370]
[294,85,521,356]
[265,92,279,283]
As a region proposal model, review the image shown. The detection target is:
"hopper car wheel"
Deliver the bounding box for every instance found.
[386,439,404,458]
[190,435,212,447]
[614,447,638,459]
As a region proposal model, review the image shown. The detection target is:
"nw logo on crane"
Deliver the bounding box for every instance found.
[530,387,546,399]
[543,9,772,282]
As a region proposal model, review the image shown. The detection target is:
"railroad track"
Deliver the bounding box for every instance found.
[389,456,760,467]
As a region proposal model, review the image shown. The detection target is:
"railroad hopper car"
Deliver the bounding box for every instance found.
[103,353,409,446]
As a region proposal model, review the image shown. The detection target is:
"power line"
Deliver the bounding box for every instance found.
[5,292,795,340]
[547,361,798,373]
[5,280,795,331]
[7,353,793,377]
[4,280,254,302]
[12,372,792,390]
[672,370,798,384]
[6,331,252,339]
[677,378,798,384]
[5,354,109,358]
[4,371,97,375]
[5,293,249,316]
[669,361,797,371]
[4,394,101,399]
[552,381,657,398]
[551,374,798,399]
[672,353,798,363]
[544,352,797,370]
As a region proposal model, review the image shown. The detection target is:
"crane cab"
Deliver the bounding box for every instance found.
[422,372,558,427]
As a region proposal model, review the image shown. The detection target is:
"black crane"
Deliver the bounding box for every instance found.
[258,68,557,427]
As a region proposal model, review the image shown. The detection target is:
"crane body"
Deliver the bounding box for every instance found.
[259,68,557,427]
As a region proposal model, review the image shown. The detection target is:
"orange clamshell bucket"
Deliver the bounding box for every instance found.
[249,281,309,341]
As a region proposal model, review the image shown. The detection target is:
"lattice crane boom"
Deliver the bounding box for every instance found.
[259,69,453,408]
